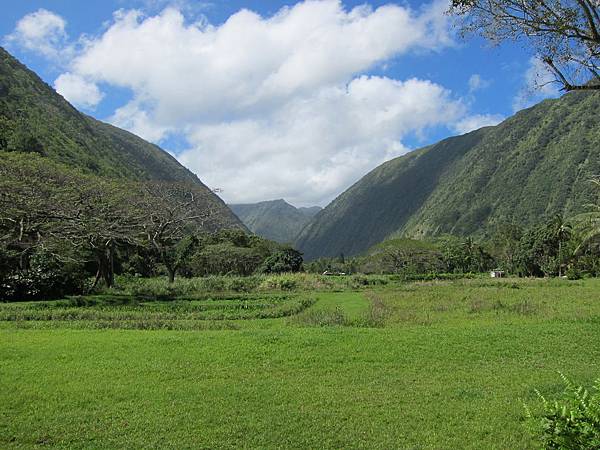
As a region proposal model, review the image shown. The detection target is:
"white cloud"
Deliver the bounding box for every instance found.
[453,113,504,134]
[54,73,104,109]
[110,101,173,143]
[513,57,560,112]
[11,1,496,206]
[56,0,460,205]
[179,76,465,205]
[70,2,453,126]
[5,9,67,58]
[468,74,491,93]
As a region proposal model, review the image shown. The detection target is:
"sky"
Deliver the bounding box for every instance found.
[1,0,560,207]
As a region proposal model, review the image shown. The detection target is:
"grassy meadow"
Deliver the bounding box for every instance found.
[1,276,600,449]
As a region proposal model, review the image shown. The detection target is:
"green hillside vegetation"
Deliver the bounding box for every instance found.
[230,199,321,243]
[0,46,241,229]
[0,153,302,300]
[296,90,600,259]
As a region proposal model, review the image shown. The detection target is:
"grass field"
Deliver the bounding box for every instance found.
[1,277,599,449]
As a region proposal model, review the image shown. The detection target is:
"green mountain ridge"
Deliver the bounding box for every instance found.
[230,199,321,244]
[0,46,243,230]
[296,91,600,260]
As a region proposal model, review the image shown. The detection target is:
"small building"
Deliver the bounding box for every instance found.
[322,270,346,276]
[490,270,505,278]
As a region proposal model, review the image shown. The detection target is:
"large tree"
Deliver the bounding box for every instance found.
[0,153,146,288]
[140,182,227,283]
[450,0,600,91]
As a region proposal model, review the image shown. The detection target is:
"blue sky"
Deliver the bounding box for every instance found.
[1,0,558,206]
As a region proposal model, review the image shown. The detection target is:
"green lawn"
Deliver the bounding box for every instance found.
[1,278,599,449]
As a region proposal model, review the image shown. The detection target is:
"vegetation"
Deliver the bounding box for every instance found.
[2,277,600,448]
[0,47,241,231]
[524,374,600,449]
[296,90,600,259]
[0,154,301,300]
[450,0,600,91]
[305,211,600,280]
[230,199,321,244]
[2,36,600,450]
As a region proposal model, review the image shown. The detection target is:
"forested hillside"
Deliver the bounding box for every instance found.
[0,46,242,229]
[296,90,600,259]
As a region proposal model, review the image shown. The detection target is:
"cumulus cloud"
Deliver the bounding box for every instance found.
[54,73,104,109]
[56,0,461,205]
[110,101,173,143]
[179,76,465,205]
[10,1,492,206]
[468,74,491,93]
[453,113,504,134]
[513,57,560,112]
[4,9,68,58]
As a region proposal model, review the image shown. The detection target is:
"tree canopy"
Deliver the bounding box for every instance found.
[450,0,600,91]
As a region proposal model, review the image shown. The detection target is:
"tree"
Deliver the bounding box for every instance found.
[258,248,303,274]
[516,215,573,276]
[139,182,226,283]
[0,153,147,289]
[571,178,600,254]
[450,0,600,91]
[441,236,495,273]
[490,223,523,273]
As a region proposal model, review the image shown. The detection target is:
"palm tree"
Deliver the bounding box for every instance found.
[571,179,600,257]
[549,215,573,277]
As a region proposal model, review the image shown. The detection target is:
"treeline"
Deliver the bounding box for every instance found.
[306,207,600,280]
[0,153,301,301]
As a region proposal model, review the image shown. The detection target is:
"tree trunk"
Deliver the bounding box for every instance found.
[92,268,102,289]
[167,266,175,283]
[95,248,115,288]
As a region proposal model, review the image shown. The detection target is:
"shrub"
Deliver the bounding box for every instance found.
[227,276,261,292]
[524,373,600,450]
[566,266,583,280]
[0,250,88,301]
[258,275,298,291]
[258,248,303,274]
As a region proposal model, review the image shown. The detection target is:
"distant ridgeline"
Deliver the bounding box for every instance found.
[0,46,243,230]
[296,89,600,260]
[230,199,322,244]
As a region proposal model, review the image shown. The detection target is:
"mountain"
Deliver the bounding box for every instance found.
[230,199,321,244]
[296,90,600,260]
[0,46,243,230]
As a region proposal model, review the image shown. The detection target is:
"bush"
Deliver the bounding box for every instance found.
[259,275,298,291]
[258,248,303,274]
[227,276,261,292]
[0,250,88,301]
[566,266,583,280]
[524,373,600,449]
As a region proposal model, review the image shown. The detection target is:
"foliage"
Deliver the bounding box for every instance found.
[450,0,600,92]
[0,249,87,301]
[2,279,600,448]
[524,373,600,449]
[516,216,574,277]
[439,236,495,273]
[258,247,303,274]
[571,178,600,255]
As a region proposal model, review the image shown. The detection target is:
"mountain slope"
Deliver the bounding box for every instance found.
[296,90,600,259]
[230,199,321,243]
[0,46,243,229]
